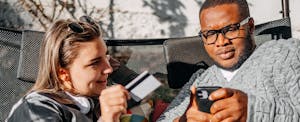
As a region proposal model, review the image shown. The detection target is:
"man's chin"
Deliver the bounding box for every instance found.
[216,63,239,71]
[214,59,242,71]
[214,54,249,71]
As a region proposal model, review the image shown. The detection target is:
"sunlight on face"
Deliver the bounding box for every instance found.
[200,4,254,70]
[67,38,112,96]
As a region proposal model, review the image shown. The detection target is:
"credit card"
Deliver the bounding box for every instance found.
[125,71,162,102]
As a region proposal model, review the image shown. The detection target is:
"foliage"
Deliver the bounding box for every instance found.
[0,1,24,29]
[17,0,106,30]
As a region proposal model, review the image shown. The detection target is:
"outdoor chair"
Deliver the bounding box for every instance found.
[0,28,36,120]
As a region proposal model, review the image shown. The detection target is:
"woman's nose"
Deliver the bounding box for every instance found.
[103,57,113,74]
[104,64,113,74]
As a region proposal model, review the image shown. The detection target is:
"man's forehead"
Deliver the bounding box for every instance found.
[200,4,240,30]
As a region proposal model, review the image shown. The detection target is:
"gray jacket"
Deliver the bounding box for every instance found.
[158,38,300,122]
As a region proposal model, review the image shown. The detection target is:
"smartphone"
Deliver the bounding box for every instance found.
[195,86,221,113]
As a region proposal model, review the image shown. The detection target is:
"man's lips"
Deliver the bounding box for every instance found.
[216,47,235,60]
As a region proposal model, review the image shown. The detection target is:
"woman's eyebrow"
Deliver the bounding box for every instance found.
[90,57,101,62]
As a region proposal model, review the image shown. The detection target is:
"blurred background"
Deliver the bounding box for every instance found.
[1,0,299,74]
[0,0,299,121]
[1,0,299,38]
[1,0,299,100]
[1,0,299,106]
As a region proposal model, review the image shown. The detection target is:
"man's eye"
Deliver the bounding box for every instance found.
[206,31,217,37]
[227,25,239,31]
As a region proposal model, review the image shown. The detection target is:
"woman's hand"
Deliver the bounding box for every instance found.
[99,84,130,122]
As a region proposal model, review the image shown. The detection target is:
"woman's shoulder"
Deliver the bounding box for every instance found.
[6,92,64,121]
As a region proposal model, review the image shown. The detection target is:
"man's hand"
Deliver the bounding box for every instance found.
[174,86,213,122]
[209,88,248,122]
[99,84,130,122]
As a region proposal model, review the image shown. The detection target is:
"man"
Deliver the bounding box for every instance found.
[158,0,300,122]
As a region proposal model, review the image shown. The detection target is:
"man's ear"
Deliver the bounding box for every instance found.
[248,17,255,34]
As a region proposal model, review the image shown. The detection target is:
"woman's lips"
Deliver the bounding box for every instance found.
[216,48,235,60]
[96,80,107,84]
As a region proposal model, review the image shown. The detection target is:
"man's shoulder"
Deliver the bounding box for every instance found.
[245,38,300,70]
[250,38,300,60]
[257,38,300,53]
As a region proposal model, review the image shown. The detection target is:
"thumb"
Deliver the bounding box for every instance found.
[190,86,198,108]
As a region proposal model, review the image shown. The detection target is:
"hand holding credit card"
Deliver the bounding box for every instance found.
[125,71,162,102]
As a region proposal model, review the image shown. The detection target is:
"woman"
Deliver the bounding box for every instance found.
[6,16,130,122]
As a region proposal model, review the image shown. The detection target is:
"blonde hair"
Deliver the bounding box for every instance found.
[31,18,101,94]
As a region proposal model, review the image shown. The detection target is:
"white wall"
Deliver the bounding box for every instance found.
[6,0,300,39]
[249,0,300,38]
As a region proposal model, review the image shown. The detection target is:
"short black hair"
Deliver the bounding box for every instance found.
[199,0,250,21]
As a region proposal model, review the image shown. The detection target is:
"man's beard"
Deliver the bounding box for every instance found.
[215,34,255,71]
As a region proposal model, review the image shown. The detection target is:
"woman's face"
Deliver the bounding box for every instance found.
[62,38,112,96]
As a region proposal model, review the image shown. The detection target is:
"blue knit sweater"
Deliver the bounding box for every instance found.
[158,38,300,122]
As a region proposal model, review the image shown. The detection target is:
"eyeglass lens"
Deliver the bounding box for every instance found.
[202,24,241,44]
[79,15,97,27]
[68,16,98,33]
[68,22,84,33]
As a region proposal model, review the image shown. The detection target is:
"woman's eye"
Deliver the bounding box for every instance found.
[89,61,100,68]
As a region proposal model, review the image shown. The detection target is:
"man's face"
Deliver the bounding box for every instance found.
[200,4,255,70]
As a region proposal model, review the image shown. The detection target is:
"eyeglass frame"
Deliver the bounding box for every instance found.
[198,16,251,45]
[61,16,100,45]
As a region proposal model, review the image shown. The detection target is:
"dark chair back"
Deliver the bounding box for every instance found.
[0,28,34,121]
[255,17,291,40]
[163,37,211,88]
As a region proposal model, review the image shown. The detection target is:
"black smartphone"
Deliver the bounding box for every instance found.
[195,86,221,113]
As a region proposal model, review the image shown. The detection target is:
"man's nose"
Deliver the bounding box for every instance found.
[215,33,230,47]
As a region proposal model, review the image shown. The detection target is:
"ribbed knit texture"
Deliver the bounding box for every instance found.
[158,38,300,122]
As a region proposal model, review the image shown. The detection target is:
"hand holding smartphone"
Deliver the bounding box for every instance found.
[195,86,221,113]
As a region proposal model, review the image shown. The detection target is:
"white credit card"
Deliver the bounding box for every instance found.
[125,71,162,102]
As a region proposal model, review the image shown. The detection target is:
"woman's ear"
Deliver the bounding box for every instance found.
[58,68,73,90]
[58,68,70,82]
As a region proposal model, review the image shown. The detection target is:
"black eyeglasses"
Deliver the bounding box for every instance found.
[199,17,250,45]
[67,15,98,33]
